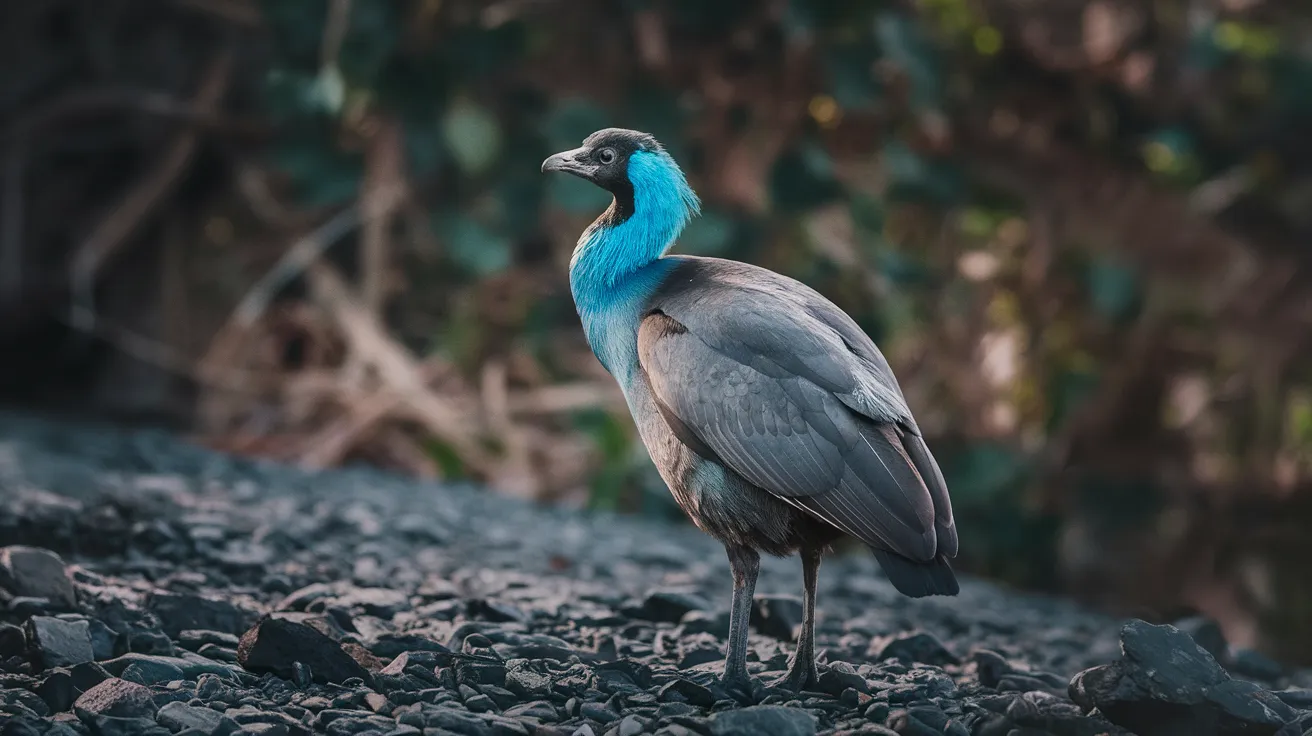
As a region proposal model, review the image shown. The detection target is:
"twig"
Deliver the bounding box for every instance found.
[359,116,406,313]
[483,360,538,498]
[320,0,354,69]
[230,206,363,327]
[0,87,262,144]
[68,51,233,332]
[295,358,447,470]
[506,383,623,414]
[306,262,497,475]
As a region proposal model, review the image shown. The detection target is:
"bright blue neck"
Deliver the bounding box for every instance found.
[568,150,700,381]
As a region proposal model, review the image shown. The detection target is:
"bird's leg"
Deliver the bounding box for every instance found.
[721,544,760,700]
[772,545,821,691]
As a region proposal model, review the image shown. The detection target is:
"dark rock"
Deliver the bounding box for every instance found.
[1069,619,1296,735]
[148,593,258,638]
[658,678,715,708]
[751,596,804,640]
[870,632,958,666]
[85,715,171,736]
[224,705,310,735]
[176,631,240,652]
[35,670,78,713]
[1273,688,1312,709]
[454,658,506,688]
[1230,649,1284,683]
[25,617,94,670]
[327,587,410,619]
[155,700,238,735]
[277,583,338,612]
[817,664,868,697]
[68,661,113,691]
[709,705,817,736]
[678,610,729,636]
[0,547,77,610]
[236,616,371,686]
[195,644,237,663]
[581,701,619,723]
[367,634,450,660]
[1,687,51,718]
[121,658,185,686]
[0,623,26,659]
[86,619,121,661]
[466,598,526,623]
[73,678,157,719]
[971,649,1015,689]
[504,659,554,699]
[1172,616,1228,661]
[624,591,710,624]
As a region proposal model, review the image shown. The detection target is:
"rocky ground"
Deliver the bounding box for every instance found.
[0,411,1307,736]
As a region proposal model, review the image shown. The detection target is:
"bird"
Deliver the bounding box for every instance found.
[542,128,959,696]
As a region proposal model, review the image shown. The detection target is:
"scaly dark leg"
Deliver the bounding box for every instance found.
[772,545,821,691]
[721,544,760,699]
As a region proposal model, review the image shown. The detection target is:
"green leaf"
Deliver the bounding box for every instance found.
[826,46,883,109]
[874,11,941,109]
[1086,258,1141,323]
[264,70,340,120]
[442,98,503,176]
[1047,367,1100,433]
[267,132,362,207]
[882,140,962,205]
[437,215,512,276]
[337,0,400,87]
[849,194,885,234]
[403,123,443,178]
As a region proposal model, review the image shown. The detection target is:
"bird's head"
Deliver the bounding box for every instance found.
[542,128,700,241]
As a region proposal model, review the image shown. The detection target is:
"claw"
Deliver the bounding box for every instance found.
[768,661,820,692]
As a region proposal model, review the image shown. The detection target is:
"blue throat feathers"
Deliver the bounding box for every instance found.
[569,149,701,382]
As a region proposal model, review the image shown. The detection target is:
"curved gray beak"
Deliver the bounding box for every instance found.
[541,147,592,177]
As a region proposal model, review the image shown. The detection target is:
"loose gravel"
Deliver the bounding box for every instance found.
[0,411,1307,736]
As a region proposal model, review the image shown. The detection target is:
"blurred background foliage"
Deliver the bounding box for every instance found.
[3,0,1312,661]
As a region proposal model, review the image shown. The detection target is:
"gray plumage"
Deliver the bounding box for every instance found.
[638,258,957,568]
[543,129,959,697]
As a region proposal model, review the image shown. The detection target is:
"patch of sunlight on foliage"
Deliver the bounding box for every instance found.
[1287,391,1312,454]
[1213,21,1281,59]
[986,290,1022,327]
[442,97,503,176]
[973,26,1002,56]
[573,409,635,512]
[425,440,466,479]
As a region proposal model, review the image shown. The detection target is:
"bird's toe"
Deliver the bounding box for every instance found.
[768,661,820,693]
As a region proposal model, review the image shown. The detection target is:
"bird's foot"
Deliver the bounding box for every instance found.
[768,660,820,692]
[717,673,756,704]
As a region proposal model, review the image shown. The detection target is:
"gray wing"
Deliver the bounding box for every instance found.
[638,259,957,560]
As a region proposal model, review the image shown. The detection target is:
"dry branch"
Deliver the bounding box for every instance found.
[68,51,234,331]
[305,262,497,475]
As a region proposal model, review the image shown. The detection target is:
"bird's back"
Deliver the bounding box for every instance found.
[633,256,959,595]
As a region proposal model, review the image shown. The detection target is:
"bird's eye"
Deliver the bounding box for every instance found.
[597,148,616,165]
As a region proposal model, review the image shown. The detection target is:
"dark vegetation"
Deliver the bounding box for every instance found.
[2,0,1312,664]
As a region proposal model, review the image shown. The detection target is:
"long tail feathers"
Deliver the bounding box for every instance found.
[871,548,960,597]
